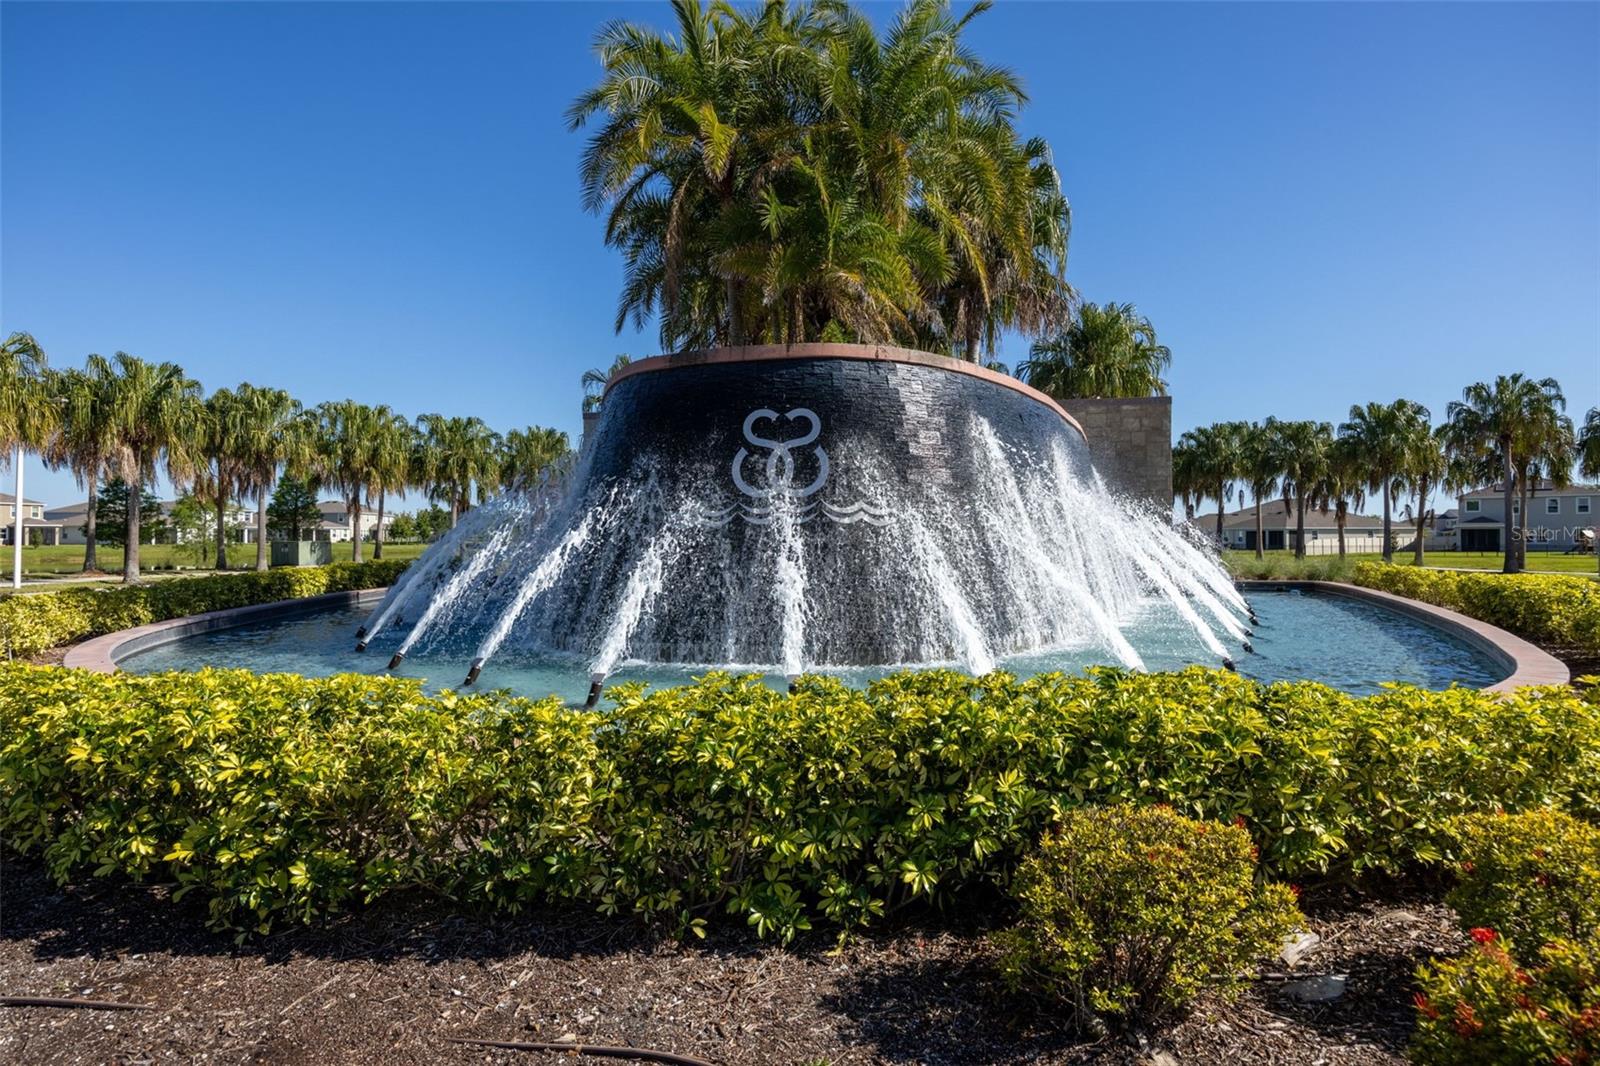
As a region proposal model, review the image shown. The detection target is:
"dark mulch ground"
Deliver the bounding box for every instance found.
[1,857,1464,1065]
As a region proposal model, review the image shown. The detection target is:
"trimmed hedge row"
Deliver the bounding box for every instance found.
[0,559,411,660]
[2,664,1596,940]
[1353,563,1600,655]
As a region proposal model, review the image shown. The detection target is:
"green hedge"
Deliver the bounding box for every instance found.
[3,665,1596,940]
[1353,563,1600,654]
[0,559,410,660]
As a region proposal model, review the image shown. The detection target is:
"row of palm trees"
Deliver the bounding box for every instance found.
[1,332,568,583]
[1174,374,1600,573]
[572,0,1072,360]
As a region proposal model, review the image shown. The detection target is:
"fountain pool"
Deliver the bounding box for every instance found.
[120,587,1506,699]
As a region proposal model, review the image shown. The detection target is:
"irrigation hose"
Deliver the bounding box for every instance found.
[446,1036,715,1065]
[2,995,155,1011]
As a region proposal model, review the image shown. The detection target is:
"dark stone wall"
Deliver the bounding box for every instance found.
[587,356,1086,501]
[1058,396,1172,512]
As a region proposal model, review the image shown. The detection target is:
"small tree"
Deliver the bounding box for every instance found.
[266,475,322,541]
[93,477,165,548]
[388,512,417,542]
[167,494,213,565]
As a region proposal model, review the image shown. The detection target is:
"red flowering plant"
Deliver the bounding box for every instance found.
[1443,810,1600,964]
[1411,934,1600,1065]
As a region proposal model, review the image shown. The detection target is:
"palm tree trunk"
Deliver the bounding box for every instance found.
[1517,481,1531,571]
[1337,506,1347,559]
[125,461,142,584]
[1215,482,1226,546]
[374,488,386,560]
[1253,497,1264,560]
[1413,479,1428,566]
[450,499,460,529]
[1502,448,1518,573]
[1381,471,1393,563]
[82,470,99,572]
[1294,495,1307,560]
[349,496,363,563]
[726,277,744,345]
[255,486,269,571]
[214,488,228,571]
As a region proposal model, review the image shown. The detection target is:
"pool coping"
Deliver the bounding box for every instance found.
[62,587,390,674]
[61,581,1569,694]
[1235,579,1570,692]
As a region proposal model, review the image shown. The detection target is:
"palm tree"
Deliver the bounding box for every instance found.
[582,354,632,413]
[1314,435,1367,560]
[229,384,304,571]
[500,427,571,492]
[1274,420,1334,560]
[312,400,383,563]
[99,353,204,583]
[1339,399,1429,564]
[1,332,53,585]
[42,357,118,572]
[417,413,501,527]
[1240,420,1283,560]
[1020,302,1172,400]
[1578,407,1600,573]
[1171,437,1204,523]
[1441,374,1566,574]
[1177,421,1246,546]
[368,409,414,561]
[197,387,249,570]
[1401,423,1448,566]
[569,0,1069,355]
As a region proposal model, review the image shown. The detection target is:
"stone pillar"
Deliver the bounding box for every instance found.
[1057,396,1172,513]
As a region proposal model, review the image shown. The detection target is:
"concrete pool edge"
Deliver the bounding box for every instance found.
[1235,579,1569,692]
[63,587,390,674]
[62,581,1567,694]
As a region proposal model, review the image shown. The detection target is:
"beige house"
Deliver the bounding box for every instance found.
[1192,498,1391,554]
[1,492,64,546]
[312,500,395,543]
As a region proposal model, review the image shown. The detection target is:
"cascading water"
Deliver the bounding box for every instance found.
[357,356,1252,696]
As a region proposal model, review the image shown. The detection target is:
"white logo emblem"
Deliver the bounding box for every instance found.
[732,408,829,499]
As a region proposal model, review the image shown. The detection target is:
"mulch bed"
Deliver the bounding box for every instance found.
[0,857,1464,1065]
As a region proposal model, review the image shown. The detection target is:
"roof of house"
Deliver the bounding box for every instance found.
[0,492,46,506]
[43,501,89,519]
[1192,499,1385,531]
[1460,481,1600,499]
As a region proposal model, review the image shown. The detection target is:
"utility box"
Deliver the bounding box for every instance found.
[270,540,332,567]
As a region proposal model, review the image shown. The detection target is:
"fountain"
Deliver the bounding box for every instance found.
[354,344,1254,699]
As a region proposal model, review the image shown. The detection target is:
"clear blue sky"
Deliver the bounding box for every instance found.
[3,1,1597,511]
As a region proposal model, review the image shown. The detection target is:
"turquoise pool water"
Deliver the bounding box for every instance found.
[119,589,1506,700]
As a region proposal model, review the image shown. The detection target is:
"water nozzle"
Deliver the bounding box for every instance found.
[355,639,368,652]
[386,651,405,671]
[463,658,484,686]
[356,625,367,640]
[584,672,606,710]
[786,674,800,695]
[1242,641,1254,654]
[1222,656,1237,672]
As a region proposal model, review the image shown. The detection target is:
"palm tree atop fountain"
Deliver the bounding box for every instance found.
[1440,374,1567,574]
[1021,302,1172,400]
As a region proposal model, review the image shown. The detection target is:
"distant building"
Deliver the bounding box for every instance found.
[0,492,63,546]
[1191,498,1390,553]
[157,500,260,544]
[312,500,395,543]
[1456,482,1598,553]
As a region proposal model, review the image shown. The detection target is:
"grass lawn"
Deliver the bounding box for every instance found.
[5,539,428,586]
